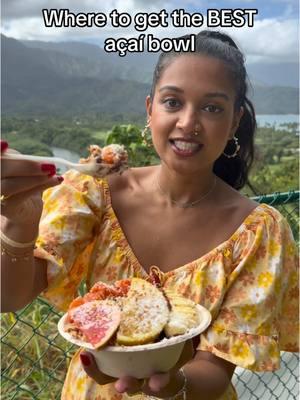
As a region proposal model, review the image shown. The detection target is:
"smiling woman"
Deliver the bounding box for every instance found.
[146,55,244,180]
[1,30,298,400]
[147,30,255,191]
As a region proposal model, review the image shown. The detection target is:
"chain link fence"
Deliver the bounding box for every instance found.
[1,191,299,400]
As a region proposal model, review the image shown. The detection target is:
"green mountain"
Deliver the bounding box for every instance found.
[2,34,299,116]
[20,38,156,83]
[2,35,149,116]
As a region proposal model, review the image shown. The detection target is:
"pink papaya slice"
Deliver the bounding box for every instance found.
[68,300,121,349]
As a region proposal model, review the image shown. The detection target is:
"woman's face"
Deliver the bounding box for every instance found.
[146,54,243,175]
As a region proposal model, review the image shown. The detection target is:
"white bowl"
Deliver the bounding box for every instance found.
[58,304,211,379]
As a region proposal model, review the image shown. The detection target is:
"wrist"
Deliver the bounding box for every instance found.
[1,216,39,242]
[1,229,36,262]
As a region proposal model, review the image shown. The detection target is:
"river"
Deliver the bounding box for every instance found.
[256,114,299,132]
[51,146,81,173]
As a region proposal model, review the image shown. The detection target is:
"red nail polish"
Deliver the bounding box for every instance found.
[80,354,91,366]
[57,176,64,183]
[1,141,8,152]
[41,163,56,175]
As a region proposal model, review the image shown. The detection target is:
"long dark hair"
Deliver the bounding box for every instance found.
[149,30,256,191]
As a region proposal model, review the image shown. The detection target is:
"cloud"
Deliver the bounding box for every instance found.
[1,0,164,20]
[227,18,299,63]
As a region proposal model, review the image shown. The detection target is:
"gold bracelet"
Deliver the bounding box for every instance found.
[0,230,37,248]
[1,242,35,262]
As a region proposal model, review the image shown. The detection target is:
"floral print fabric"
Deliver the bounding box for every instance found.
[34,170,299,400]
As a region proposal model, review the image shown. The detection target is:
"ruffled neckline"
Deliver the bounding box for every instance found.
[101,178,271,278]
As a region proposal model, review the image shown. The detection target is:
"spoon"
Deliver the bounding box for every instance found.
[1,153,127,177]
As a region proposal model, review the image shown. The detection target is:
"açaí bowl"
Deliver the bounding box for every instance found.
[58,304,211,379]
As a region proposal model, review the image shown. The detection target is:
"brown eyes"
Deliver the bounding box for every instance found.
[203,105,223,113]
[162,98,223,114]
[162,98,181,109]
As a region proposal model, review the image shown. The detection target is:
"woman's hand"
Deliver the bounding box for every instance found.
[80,339,194,397]
[1,141,63,229]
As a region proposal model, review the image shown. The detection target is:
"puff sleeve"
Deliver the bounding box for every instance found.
[34,170,105,311]
[197,206,298,371]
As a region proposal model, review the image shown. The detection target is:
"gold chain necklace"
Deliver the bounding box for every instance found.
[156,176,217,209]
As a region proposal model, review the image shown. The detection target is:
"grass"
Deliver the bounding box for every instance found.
[280,155,295,162]
[91,131,107,141]
[1,298,76,399]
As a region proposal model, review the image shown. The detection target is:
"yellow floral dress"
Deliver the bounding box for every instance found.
[34,170,299,400]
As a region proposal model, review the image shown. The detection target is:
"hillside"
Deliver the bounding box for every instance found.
[2,35,149,116]
[2,34,299,116]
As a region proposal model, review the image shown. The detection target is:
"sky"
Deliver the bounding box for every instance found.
[1,0,299,65]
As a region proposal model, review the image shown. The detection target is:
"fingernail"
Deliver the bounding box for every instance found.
[41,163,56,175]
[57,176,64,183]
[80,353,91,366]
[1,141,8,152]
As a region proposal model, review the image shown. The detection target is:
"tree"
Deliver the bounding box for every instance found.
[106,124,159,167]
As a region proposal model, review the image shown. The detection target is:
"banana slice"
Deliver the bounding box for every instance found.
[163,289,200,337]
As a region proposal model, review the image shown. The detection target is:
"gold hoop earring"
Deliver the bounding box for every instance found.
[141,121,152,147]
[223,136,240,158]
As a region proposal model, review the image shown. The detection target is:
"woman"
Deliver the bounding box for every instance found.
[1,31,298,400]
